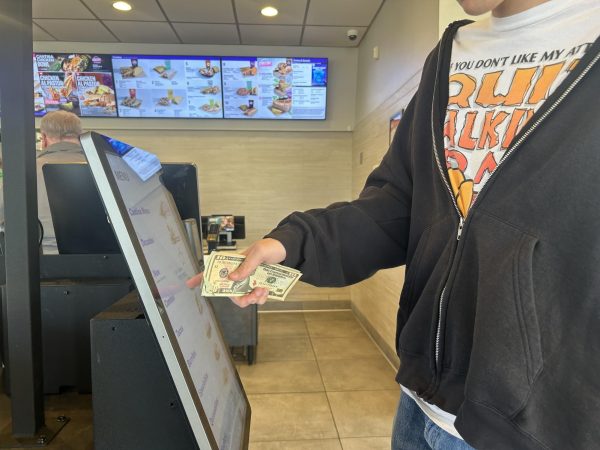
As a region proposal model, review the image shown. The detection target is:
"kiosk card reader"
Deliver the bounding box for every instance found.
[81,132,250,450]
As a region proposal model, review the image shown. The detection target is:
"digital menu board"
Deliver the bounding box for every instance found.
[221,57,327,120]
[112,55,223,118]
[33,53,117,117]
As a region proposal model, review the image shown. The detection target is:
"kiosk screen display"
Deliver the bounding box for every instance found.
[80,132,249,450]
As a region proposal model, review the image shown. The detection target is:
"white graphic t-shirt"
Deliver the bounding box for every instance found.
[444,0,599,218]
[410,0,600,440]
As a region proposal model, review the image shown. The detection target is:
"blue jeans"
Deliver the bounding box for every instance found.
[392,394,475,450]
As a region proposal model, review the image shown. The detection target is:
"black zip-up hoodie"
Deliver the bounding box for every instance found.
[267,22,600,450]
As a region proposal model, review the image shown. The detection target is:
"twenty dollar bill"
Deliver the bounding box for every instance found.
[201,252,302,301]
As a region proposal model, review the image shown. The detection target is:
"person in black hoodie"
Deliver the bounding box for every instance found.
[188,0,600,448]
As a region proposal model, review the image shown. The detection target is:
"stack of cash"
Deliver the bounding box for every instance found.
[201,252,302,301]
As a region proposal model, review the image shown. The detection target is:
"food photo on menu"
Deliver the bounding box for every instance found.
[112,55,223,118]
[33,53,117,117]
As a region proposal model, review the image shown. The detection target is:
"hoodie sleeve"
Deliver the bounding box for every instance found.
[265,96,417,287]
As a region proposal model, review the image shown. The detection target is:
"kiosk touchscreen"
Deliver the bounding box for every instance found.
[80,131,250,450]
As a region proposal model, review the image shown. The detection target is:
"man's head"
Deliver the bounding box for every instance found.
[39,111,82,149]
[457,0,549,17]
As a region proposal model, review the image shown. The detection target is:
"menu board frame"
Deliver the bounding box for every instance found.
[80,131,251,450]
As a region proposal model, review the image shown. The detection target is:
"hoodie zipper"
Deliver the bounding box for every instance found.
[429,37,600,376]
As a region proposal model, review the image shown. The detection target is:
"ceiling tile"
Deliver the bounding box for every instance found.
[302,26,367,47]
[306,0,382,26]
[234,0,307,25]
[34,19,118,42]
[33,0,95,19]
[104,20,179,43]
[33,23,56,41]
[158,0,235,23]
[173,23,240,45]
[239,25,301,46]
[82,0,166,21]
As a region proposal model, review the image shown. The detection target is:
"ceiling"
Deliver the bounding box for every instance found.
[32,0,386,47]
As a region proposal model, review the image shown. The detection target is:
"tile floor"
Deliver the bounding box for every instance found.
[0,310,400,449]
[242,310,400,449]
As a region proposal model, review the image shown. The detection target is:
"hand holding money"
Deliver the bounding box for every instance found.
[186,238,295,307]
[201,251,301,302]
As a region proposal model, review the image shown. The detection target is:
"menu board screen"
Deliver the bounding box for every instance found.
[221,57,327,120]
[112,55,223,118]
[33,53,117,117]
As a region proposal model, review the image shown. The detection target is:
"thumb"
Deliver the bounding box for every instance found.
[229,252,262,281]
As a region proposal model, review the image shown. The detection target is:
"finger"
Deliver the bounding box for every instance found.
[186,272,204,289]
[230,288,268,307]
[255,289,269,305]
[229,251,262,281]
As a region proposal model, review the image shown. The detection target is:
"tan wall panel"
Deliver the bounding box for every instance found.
[98,129,352,301]
[351,73,421,356]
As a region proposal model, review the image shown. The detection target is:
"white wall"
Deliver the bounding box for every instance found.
[34,41,358,132]
[354,0,439,123]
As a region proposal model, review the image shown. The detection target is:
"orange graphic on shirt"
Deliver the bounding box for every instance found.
[445,58,579,217]
[448,168,473,217]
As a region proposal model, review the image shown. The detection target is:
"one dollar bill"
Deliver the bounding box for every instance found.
[201,252,302,301]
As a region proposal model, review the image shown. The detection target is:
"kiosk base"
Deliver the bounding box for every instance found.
[0,416,70,448]
[90,293,198,450]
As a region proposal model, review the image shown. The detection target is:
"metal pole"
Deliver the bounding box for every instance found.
[0,0,45,436]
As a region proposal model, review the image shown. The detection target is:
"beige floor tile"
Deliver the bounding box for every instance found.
[248,393,338,442]
[327,390,400,438]
[340,437,390,450]
[259,313,309,338]
[306,319,367,339]
[319,357,398,391]
[238,361,324,394]
[258,337,315,362]
[311,336,380,360]
[303,311,355,322]
[250,439,342,449]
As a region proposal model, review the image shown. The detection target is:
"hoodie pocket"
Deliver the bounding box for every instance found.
[459,212,543,417]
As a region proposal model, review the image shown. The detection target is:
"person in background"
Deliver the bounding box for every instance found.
[189,0,599,448]
[37,110,86,254]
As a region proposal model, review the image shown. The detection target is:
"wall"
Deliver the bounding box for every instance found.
[33,40,357,305]
[351,0,439,365]
[354,0,439,123]
[96,128,353,303]
[34,41,358,132]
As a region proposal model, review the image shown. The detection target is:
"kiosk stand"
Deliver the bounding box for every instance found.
[81,132,250,450]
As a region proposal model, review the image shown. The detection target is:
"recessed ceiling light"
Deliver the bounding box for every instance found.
[112,1,132,12]
[261,6,278,17]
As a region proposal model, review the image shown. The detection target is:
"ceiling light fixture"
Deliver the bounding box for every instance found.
[261,6,278,17]
[112,1,132,12]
